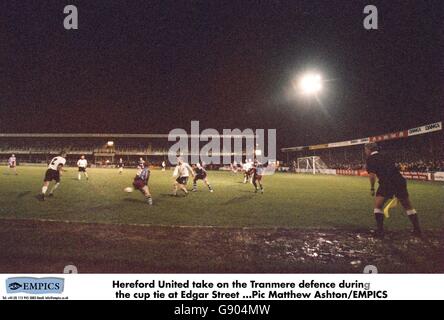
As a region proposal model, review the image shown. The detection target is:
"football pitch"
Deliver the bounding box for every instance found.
[0,166,442,273]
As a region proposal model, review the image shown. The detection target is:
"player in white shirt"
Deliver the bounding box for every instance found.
[230,160,239,173]
[7,154,17,175]
[117,158,124,174]
[172,157,195,196]
[161,160,166,172]
[242,159,253,183]
[77,155,89,180]
[39,155,66,200]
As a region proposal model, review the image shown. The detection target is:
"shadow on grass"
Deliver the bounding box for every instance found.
[122,198,146,203]
[159,193,188,198]
[224,195,255,205]
[17,191,31,198]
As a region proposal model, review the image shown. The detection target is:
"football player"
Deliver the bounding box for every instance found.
[191,163,213,192]
[242,159,254,184]
[132,163,153,205]
[117,158,124,174]
[172,158,194,196]
[77,155,89,180]
[365,142,421,238]
[39,154,66,200]
[7,154,17,175]
[249,160,267,193]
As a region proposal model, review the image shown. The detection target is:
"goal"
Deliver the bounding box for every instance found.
[296,156,329,174]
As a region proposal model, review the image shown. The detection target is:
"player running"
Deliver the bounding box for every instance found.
[365,142,421,238]
[117,158,124,174]
[230,161,239,173]
[172,158,194,196]
[242,159,253,183]
[77,155,89,180]
[132,163,153,205]
[248,160,267,193]
[7,154,17,175]
[191,163,213,192]
[39,154,66,201]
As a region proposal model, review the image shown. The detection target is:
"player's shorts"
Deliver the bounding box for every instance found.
[376,178,408,199]
[176,176,188,185]
[44,169,60,183]
[194,174,207,181]
[78,167,87,172]
[133,178,147,190]
[253,174,262,182]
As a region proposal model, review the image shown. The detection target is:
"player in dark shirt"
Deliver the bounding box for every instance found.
[191,163,213,192]
[365,142,421,238]
[248,160,268,193]
[132,164,153,205]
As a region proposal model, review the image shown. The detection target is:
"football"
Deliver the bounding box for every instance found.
[124,187,134,193]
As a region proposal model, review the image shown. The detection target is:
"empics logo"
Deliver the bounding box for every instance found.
[6,277,64,294]
[8,282,23,291]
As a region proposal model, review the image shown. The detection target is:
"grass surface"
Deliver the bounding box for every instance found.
[1,166,442,273]
[0,166,442,229]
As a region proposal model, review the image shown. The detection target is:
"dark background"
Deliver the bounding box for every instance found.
[0,0,442,148]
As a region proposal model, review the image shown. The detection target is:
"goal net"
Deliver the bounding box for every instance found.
[296,156,330,174]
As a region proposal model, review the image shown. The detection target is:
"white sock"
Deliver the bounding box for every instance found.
[78,173,81,180]
[50,183,60,194]
[42,186,48,194]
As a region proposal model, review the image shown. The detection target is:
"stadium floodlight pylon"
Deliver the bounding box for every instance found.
[296,156,329,174]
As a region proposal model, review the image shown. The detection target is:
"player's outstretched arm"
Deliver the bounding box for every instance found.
[172,166,179,177]
[186,163,195,176]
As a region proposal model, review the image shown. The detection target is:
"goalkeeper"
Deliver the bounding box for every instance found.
[365,142,421,238]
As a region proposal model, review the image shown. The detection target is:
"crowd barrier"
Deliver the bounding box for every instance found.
[296,168,444,181]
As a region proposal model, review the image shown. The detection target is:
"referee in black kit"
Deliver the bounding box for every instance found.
[364,142,421,238]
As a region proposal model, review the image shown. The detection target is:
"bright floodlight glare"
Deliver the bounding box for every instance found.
[299,73,322,95]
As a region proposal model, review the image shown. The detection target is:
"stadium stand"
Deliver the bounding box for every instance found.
[0,136,170,167]
[283,121,444,176]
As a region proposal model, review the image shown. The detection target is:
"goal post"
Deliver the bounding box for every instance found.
[296,156,329,174]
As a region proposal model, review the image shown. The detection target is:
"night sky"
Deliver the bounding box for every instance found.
[0,0,442,148]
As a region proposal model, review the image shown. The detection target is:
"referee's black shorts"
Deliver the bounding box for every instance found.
[376,178,408,199]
